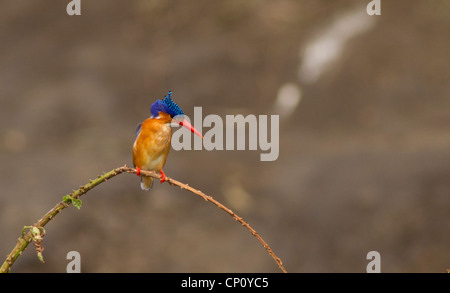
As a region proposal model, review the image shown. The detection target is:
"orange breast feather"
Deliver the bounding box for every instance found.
[133,113,172,172]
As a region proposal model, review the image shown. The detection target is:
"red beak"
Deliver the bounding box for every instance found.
[179,119,203,139]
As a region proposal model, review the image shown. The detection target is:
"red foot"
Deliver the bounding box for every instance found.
[159,170,166,183]
[136,167,141,176]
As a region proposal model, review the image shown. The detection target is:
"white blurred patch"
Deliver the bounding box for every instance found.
[274,83,302,118]
[298,9,377,84]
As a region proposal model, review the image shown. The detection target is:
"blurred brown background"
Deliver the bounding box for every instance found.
[0,0,449,272]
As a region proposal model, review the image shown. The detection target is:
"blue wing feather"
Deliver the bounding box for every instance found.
[134,123,142,141]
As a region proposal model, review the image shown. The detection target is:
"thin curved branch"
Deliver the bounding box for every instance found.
[0,165,287,273]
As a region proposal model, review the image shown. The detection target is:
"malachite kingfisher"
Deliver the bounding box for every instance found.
[132,91,203,191]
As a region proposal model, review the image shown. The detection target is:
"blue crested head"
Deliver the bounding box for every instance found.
[150,91,184,118]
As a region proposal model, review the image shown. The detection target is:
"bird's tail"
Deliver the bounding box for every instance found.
[140,176,153,191]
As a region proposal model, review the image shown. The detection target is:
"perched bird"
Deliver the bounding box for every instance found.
[132,91,203,191]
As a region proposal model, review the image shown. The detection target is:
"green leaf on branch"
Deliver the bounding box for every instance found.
[63,195,82,210]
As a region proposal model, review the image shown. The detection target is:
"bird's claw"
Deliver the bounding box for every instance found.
[136,167,141,176]
[159,170,166,183]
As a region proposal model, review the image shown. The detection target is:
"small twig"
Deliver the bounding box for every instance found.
[122,167,287,273]
[0,165,287,273]
[0,167,124,273]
